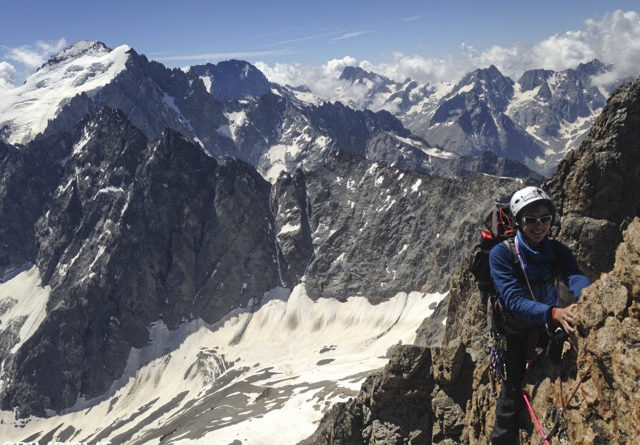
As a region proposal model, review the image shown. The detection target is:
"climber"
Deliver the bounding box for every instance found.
[488,186,590,445]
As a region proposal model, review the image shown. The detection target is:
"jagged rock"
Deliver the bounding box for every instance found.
[301,345,434,445]
[426,66,543,165]
[271,170,314,285]
[535,218,640,444]
[1,108,280,416]
[548,76,640,278]
[0,135,71,278]
[296,150,523,299]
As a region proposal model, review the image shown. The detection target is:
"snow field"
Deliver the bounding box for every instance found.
[0,266,50,356]
[0,283,446,444]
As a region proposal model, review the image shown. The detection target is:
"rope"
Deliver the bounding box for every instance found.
[523,390,552,445]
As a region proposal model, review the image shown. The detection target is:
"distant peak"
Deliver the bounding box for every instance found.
[189,59,270,100]
[339,66,391,84]
[339,66,369,80]
[44,41,112,67]
[576,59,610,76]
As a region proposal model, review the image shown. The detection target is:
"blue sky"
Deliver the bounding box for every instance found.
[1,1,640,89]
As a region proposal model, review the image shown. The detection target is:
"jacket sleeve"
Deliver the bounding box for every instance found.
[489,242,552,324]
[554,241,590,299]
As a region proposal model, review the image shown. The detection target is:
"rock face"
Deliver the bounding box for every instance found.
[557,217,640,444]
[275,151,523,299]
[0,136,71,278]
[547,76,640,279]
[303,77,640,445]
[1,108,281,416]
[300,345,435,445]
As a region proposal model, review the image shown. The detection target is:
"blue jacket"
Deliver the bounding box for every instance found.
[489,230,590,326]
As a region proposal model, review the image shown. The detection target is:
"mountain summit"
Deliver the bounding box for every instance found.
[189,59,272,100]
[44,40,112,67]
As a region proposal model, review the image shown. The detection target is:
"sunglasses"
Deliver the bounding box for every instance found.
[522,214,553,225]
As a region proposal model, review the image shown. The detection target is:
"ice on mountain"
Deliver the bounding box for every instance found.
[221,110,247,142]
[200,75,213,93]
[0,267,51,354]
[45,41,111,66]
[0,44,130,145]
[278,222,301,236]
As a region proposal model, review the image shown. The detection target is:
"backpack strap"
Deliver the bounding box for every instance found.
[508,236,540,302]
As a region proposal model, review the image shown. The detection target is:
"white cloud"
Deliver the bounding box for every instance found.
[0,61,17,92]
[360,52,469,84]
[7,38,67,71]
[333,31,368,41]
[322,56,358,76]
[462,10,640,84]
[256,9,640,99]
[255,56,371,107]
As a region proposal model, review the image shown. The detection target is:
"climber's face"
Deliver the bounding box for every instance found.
[520,203,552,247]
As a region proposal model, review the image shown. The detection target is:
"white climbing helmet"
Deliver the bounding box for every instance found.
[510,186,555,220]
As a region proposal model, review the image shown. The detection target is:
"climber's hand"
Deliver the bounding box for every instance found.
[552,304,577,333]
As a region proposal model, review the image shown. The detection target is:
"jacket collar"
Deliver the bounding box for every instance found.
[516,230,553,263]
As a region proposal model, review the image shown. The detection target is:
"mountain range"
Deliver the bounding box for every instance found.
[327,60,615,176]
[0,40,638,444]
[2,40,616,181]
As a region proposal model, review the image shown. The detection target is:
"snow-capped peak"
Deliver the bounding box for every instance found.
[44,41,112,68]
[0,42,131,145]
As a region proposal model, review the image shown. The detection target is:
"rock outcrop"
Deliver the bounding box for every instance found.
[1,108,281,416]
[0,135,72,278]
[556,217,640,444]
[547,77,640,279]
[300,346,435,445]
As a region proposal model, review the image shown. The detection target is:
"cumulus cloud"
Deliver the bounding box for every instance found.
[463,10,640,84]
[0,61,17,91]
[360,52,468,84]
[255,56,370,106]
[256,9,640,101]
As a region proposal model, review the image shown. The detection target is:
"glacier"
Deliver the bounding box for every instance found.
[0,280,445,444]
